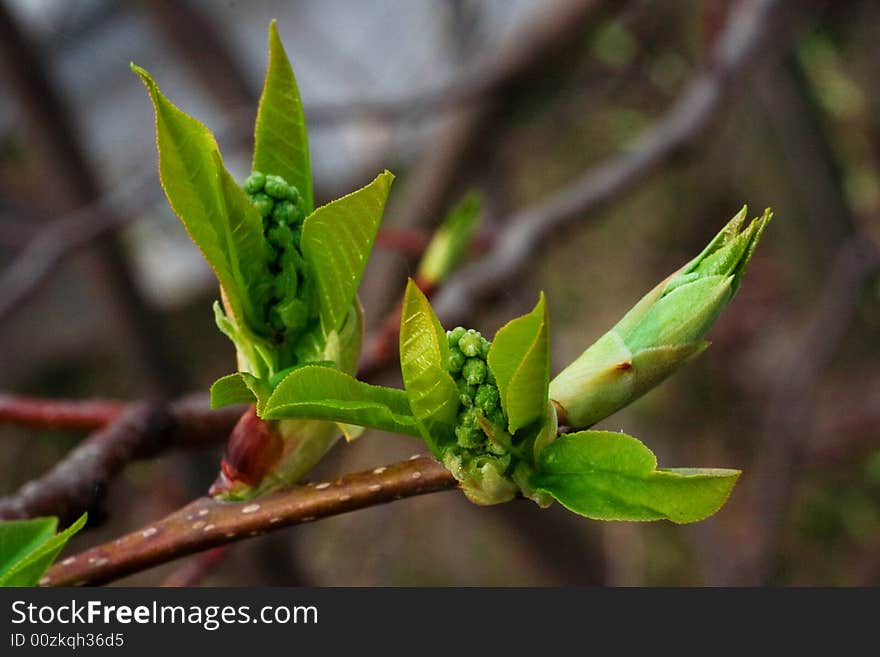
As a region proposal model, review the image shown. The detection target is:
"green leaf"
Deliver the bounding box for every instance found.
[487,293,550,434]
[211,373,256,408]
[531,431,739,523]
[210,371,271,414]
[0,513,87,587]
[262,365,420,436]
[399,280,459,454]
[253,20,313,214]
[132,65,247,324]
[301,171,394,336]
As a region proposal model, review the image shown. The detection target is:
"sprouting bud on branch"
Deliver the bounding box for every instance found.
[549,207,771,429]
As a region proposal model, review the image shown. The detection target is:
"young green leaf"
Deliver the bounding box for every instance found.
[132,65,250,324]
[399,280,459,454]
[262,365,420,436]
[0,513,87,587]
[253,20,313,213]
[531,431,739,523]
[487,293,550,434]
[210,372,271,414]
[301,171,394,337]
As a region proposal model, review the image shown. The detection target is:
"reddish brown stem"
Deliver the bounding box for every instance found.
[0,395,124,430]
[44,456,455,586]
[374,227,431,256]
[0,397,243,522]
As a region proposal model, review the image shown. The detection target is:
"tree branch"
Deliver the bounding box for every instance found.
[0,397,242,522]
[43,455,455,586]
[0,395,124,430]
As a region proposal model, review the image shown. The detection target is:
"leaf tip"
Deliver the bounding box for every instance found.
[130,62,153,87]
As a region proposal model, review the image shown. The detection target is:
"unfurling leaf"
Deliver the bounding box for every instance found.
[416,191,482,284]
[399,280,459,455]
[549,208,771,429]
[210,371,271,414]
[301,171,394,337]
[488,293,550,434]
[530,431,739,523]
[253,20,313,213]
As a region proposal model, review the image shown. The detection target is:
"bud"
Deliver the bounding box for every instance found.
[416,192,481,285]
[549,207,771,429]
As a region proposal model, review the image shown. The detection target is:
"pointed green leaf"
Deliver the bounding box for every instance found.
[531,431,739,523]
[487,293,550,434]
[399,280,459,454]
[133,66,239,315]
[253,21,313,213]
[262,365,420,436]
[0,513,87,587]
[301,171,394,336]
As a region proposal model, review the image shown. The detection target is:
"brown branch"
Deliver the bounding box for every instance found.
[0,395,124,430]
[0,397,243,522]
[431,0,788,324]
[43,455,455,586]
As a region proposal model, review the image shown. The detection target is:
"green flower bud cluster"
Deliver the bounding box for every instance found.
[244,171,315,338]
[443,327,518,502]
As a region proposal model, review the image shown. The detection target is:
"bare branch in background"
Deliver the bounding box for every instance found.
[363,0,619,317]
[0,395,124,430]
[0,172,158,324]
[432,0,788,324]
[44,455,455,586]
[0,397,242,522]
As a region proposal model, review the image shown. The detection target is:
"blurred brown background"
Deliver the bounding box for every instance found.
[0,0,878,586]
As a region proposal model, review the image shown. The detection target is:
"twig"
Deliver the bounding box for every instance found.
[431,0,787,324]
[0,397,243,522]
[0,395,124,430]
[0,172,158,324]
[43,455,455,586]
